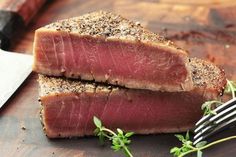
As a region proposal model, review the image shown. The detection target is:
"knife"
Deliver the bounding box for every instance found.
[0,0,47,108]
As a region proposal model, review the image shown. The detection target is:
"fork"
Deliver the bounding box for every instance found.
[193,98,236,145]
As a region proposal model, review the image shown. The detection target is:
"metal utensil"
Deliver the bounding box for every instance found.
[193,98,236,145]
[0,49,32,108]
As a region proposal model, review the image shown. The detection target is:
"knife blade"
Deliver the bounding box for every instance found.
[0,49,32,108]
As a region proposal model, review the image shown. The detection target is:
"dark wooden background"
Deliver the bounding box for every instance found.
[0,0,236,156]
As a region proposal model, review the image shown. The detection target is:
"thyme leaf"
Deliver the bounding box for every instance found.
[201,100,223,116]
[93,116,134,157]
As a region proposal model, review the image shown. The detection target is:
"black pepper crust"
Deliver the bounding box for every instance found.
[191,58,220,87]
[38,58,226,97]
[38,74,115,97]
[43,10,184,51]
[190,58,226,94]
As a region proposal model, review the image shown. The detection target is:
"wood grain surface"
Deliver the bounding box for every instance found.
[1,0,236,156]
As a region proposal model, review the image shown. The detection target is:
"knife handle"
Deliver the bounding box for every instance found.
[0,0,46,49]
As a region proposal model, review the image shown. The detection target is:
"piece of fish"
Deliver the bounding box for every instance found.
[38,58,226,138]
[33,11,193,92]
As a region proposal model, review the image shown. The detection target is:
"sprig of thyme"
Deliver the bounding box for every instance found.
[93,116,134,157]
[171,80,236,157]
[201,100,223,115]
[171,132,236,157]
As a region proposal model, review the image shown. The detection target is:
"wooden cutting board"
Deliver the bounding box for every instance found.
[0,0,236,156]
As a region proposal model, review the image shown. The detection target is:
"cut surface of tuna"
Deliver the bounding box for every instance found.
[38,58,226,138]
[33,11,193,92]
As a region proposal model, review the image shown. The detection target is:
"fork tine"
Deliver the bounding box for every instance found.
[209,105,236,122]
[194,137,204,145]
[194,102,236,134]
[214,110,236,124]
[195,115,212,130]
[194,124,215,140]
[194,120,211,133]
[193,116,236,145]
[194,111,236,140]
[195,98,236,127]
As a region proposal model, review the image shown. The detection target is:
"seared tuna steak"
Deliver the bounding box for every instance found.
[34,11,193,92]
[39,58,226,138]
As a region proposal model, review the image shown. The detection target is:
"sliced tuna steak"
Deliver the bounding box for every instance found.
[33,11,193,92]
[38,58,226,138]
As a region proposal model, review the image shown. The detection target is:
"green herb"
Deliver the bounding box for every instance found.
[201,100,223,116]
[225,79,236,98]
[171,80,236,157]
[93,116,134,157]
[170,132,236,157]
